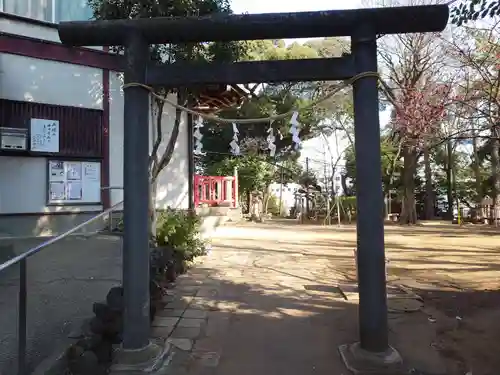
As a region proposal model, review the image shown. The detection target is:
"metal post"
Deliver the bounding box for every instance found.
[326,194,331,225]
[388,191,392,219]
[305,157,310,217]
[18,258,27,375]
[233,167,239,208]
[351,31,388,352]
[122,31,151,350]
[187,107,195,213]
[279,165,284,216]
[108,210,113,231]
[336,192,341,227]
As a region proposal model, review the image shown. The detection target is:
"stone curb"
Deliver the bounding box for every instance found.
[30,265,215,375]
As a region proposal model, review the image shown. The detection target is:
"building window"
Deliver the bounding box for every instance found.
[2,0,92,23]
[54,0,92,22]
[3,0,53,22]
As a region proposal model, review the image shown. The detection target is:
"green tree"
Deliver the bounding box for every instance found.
[206,156,275,194]
[88,0,244,238]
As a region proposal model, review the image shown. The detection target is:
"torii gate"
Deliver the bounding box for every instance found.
[58,5,449,374]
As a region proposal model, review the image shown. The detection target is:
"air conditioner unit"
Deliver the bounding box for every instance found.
[0,127,28,151]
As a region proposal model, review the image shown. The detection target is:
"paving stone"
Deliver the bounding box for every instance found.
[205,312,231,337]
[193,336,223,353]
[174,288,201,293]
[189,267,211,274]
[167,337,193,351]
[215,300,239,311]
[190,297,217,310]
[175,286,199,296]
[151,325,175,338]
[165,300,191,310]
[177,318,204,328]
[170,326,202,339]
[196,288,218,298]
[183,309,207,319]
[156,308,185,317]
[161,294,176,303]
[152,316,179,327]
[191,351,220,367]
[201,280,221,287]
[176,279,204,287]
[168,348,192,368]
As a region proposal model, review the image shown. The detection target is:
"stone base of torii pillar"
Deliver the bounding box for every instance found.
[109,341,172,375]
[338,342,404,374]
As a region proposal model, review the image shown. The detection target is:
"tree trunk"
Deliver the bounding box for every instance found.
[490,127,500,223]
[423,145,434,220]
[445,139,453,220]
[471,127,482,207]
[452,158,458,221]
[400,148,418,224]
[149,177,158,244]
[263,191,270,214]
[148,90,187,243]
[341,174,351,196]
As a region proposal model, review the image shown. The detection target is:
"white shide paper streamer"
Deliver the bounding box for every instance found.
[229,122,240,155]
[193,116,205,155]
[266,125,276,157]
[289,111,301,150]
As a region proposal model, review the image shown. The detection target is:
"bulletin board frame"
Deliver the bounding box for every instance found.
[46,158,103,206]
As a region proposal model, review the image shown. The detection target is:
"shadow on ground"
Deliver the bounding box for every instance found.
[172,263,500,375]
[0,235,122,374]
[202,221,500,375]
[168,257,445,374]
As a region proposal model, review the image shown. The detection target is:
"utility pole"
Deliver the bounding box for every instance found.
[305,157,310,217]
[278,164,284,216]
[322,145,329,193]
[336,183,341,227]
[323,147,331,225]
[187,96,195,214]
[331,166,335,201]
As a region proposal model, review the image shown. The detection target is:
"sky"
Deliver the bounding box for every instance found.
[231,0,363,14]
[230,0,391,177]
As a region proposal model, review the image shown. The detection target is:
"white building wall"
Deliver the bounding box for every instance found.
[109,77,189,210]
[0,16,103,50]
[0,18,189,235]
[0,53,103,215]
[151,95,189,210]
[0,53,104,109]
[108,72,125,207]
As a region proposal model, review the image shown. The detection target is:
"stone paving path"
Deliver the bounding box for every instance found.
[149,225,357,375]
[152,223,446,375]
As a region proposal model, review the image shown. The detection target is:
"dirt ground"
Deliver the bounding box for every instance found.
[212,220,500,375]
